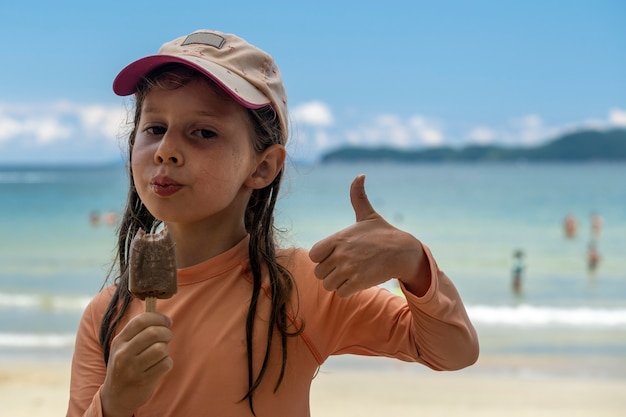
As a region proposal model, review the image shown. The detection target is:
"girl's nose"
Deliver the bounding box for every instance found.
[154,133,183,165]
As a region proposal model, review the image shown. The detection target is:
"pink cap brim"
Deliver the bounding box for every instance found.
[112,55,270,110]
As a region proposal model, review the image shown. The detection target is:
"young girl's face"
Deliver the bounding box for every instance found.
[131,76,259,234]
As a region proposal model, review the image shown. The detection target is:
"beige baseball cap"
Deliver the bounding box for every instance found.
[113,29,288,142]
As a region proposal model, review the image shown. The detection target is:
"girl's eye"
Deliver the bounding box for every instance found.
[146,126,166,136]
[194,129,216,139]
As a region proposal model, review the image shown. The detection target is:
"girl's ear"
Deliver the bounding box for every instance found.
[246,144,286,189]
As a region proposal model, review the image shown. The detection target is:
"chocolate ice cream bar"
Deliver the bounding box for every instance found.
[129,228,177,312]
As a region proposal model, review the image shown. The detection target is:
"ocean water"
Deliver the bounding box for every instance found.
[1,162,625,374]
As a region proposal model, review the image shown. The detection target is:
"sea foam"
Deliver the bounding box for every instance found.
[468,304,626,327]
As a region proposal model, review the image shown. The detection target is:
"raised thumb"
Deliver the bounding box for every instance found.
[350,174,377,222]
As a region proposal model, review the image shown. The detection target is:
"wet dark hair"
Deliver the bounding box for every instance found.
[98,64,302,414]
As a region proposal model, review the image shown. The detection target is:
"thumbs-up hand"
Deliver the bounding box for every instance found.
[309,175,430,298]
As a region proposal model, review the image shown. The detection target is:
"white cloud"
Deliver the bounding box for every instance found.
[362,114,411,147]
[408,116,444,146]
[0,115,21,142]
[609,108,626,126]
[467,126,496,145]
[486,114,571,148]
[511,114,545,146]
[76,104,127,139]
[0,100,128,163]
[291,101,334,127]
[0,101,126,144]
[32,117,73,144]
[461,107,626,150]
[0,112,72,144]
[343,114,444,149]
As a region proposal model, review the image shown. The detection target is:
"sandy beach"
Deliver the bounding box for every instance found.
[1,354,625,416]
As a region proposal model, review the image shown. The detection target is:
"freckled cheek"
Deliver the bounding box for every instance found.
[210,152,249,181]
[197,166,236,191]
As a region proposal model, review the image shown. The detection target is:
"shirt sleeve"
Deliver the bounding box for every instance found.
[66,290,111,417]
[397,243,479,370]
[299,242,479,371]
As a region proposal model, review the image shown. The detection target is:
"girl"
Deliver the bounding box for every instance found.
[67,29,478,417]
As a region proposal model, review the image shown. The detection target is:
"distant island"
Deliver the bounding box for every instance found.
[320,128,626,163]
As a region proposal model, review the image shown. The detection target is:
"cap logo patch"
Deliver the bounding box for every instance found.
[182,32,225,49]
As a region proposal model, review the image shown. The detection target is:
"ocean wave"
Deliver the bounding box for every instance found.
[2,291,626,329]
[467,304,626,327]
[0,292,90,311]
[0,332,76,348]
[1,305,625,350]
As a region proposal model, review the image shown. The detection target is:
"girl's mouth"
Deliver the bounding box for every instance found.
[151,176,183,197]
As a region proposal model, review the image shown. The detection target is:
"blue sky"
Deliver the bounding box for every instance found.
[0,0,624,164]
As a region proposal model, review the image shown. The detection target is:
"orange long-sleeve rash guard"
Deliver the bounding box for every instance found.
[67,235,478,416]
